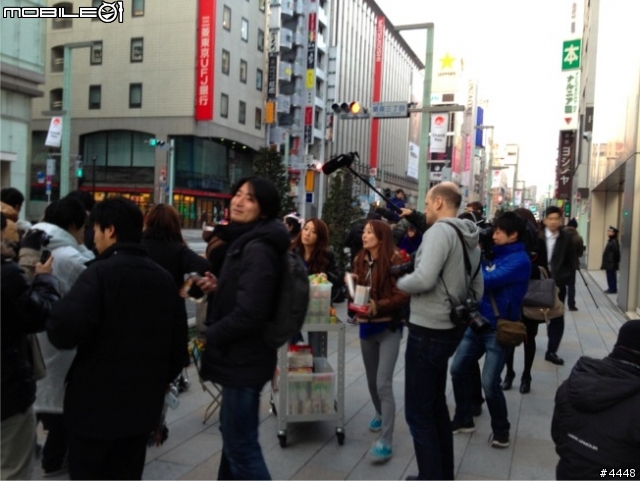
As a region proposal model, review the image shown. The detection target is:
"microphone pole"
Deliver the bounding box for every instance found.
[344,165,402,214]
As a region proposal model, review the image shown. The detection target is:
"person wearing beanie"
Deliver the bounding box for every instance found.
[601,226,620,293]
[551,320,640,479]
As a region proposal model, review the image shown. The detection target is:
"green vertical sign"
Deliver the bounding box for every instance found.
[562,39,581,71]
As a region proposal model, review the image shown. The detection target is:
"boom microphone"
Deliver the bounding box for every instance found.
[321,152,359,175]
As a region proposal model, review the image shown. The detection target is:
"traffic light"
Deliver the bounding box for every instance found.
[146,138,167,147]
[331,102,370,119]
[75,156,83,178]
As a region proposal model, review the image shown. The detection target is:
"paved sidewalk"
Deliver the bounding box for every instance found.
[35,269,631,480]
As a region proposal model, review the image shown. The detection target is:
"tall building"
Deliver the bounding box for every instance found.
[30,0,268,226]
[1,0,46,206]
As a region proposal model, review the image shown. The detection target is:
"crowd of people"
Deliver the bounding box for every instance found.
[1,181,638,480]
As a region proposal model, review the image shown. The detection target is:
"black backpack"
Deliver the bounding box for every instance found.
[241,239,310,349]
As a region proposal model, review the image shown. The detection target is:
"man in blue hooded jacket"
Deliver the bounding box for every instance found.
[450,212,531,449]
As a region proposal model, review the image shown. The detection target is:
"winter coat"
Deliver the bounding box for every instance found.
[563,226,584,270]
[201,219,290,388]
[0,202,20,243]
[601,237,620,271]
[142,236,211,289]
[479,242,532,328]
[1,253,60,421]
[46,243,188,440]
[20,222,96,415]
[397,218,484,330]
[537,228,575,287]
[397,231,423,255]
[551,355,640,479]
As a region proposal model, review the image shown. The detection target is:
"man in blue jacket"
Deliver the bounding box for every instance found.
[450,212,531,448]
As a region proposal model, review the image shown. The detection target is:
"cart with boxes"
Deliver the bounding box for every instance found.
[271,278,346,447]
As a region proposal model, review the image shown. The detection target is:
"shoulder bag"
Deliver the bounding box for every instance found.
[490,294,527,347]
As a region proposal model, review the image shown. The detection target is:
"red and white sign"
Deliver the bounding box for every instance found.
[430,113,448,153]
[45,116,63,148]
[195,0,215,121]
[370,16,385,169]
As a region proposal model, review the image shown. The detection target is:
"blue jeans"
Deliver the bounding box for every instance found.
[405,325,462,480]
[451,327,510,437]
[218,385,271,480]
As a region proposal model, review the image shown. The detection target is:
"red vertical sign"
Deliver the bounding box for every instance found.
[195,0,215,121]
[370,16,385,169]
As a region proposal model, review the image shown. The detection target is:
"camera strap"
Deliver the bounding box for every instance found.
[439,222,481,304]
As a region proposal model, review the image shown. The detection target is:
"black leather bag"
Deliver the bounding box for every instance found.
[522,267,556,308]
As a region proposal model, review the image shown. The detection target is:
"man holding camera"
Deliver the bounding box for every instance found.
[450,212,531,449]
[396,182,483,480]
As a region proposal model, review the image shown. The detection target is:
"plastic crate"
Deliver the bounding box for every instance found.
[286,357,336,415]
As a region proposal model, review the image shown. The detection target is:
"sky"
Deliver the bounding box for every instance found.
[375,0,568,195]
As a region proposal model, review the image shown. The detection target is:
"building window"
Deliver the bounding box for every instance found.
[50,88,63,111]
[221,49,230,75]
[51,46,64,72]
[129,83,142,108]
[255,108,262,129]
[257,29,264,52]
[241,18,249,42]
[259,0,265,12]
[220,93,229,118]
[223,5,231,30]
[256,69,263,91]
[130,38,143,62]
[52,2,72,29]
[239,60,247,84]
[238,101,246,124]
[132,0,144,17]
[89,85,101,109]
[90,42,103,65]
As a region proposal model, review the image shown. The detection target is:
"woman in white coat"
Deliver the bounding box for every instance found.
[21,198,94,477]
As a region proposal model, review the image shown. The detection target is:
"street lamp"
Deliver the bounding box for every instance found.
[60,41,97,197]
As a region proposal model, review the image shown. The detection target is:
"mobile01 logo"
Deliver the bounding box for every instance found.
[3,1,124,23]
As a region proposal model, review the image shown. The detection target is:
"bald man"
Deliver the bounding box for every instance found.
[397,182,483,480]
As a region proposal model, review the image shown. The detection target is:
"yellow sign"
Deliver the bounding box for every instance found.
[440,53,455,69]
[306,70,315,89]
[265,101,276,124]
[305,170,314,192]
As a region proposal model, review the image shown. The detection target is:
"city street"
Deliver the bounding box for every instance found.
[34,245,632,479]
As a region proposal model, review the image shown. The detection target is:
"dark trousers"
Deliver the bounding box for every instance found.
[67,432,148,480]
[470,361,485,407]
[566,271,577,309]
[404,325,462,480]
[39,413,67,472]
[606,269,617,293]
[504,319,540,381]
[547,285,566,354]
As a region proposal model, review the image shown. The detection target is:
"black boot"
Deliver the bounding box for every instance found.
[501,371,515,391]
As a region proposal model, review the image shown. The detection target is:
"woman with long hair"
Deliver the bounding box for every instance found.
[351,219,409,463]
[201,176,291,480]
[502,207,543,394]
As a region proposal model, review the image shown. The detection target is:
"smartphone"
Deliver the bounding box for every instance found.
[40,249,52,264]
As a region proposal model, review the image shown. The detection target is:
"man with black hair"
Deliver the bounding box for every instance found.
[450,212,531,449]
[46,197,188,480]
[18,198,95,477]
[64,190,97,251]
[552,320,640,479]
[1,187,30,239]
[539,206,575,365]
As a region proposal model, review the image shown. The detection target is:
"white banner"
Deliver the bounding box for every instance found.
[515,190,522,206]
[430,113,448,153]
[45,117,63,148]
[492,169,501,188]
[407,142,419,179]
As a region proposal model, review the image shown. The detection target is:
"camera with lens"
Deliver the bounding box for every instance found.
[389,252,415,277]
[450,298,490,333]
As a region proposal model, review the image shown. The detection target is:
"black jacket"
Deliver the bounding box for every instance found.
[1,259,60,421]
[601,237,620,271]
[142,237,212,289]
[47,243,188,440]
[537,228,575,287]
[201,219,290,388]
[552,355,640,479]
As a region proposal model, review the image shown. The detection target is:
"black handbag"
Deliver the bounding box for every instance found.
[522,267,556,308]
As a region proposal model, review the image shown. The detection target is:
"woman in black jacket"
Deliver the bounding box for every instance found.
[601,226,620,293]
[201,177,290,480]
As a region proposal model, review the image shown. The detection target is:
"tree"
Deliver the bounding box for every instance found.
[321,170,362,277]
[252,147,296,217]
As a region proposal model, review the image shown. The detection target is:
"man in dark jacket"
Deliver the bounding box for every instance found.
[1,217,60,480]
[47,198,188,480]
[564,218,584,311]
[538,206,575,365]
[552,320,640,479]
[601,226,620,293]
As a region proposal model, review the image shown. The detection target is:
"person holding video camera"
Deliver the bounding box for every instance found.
[395,182,483,480]
[450,212,531,449]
